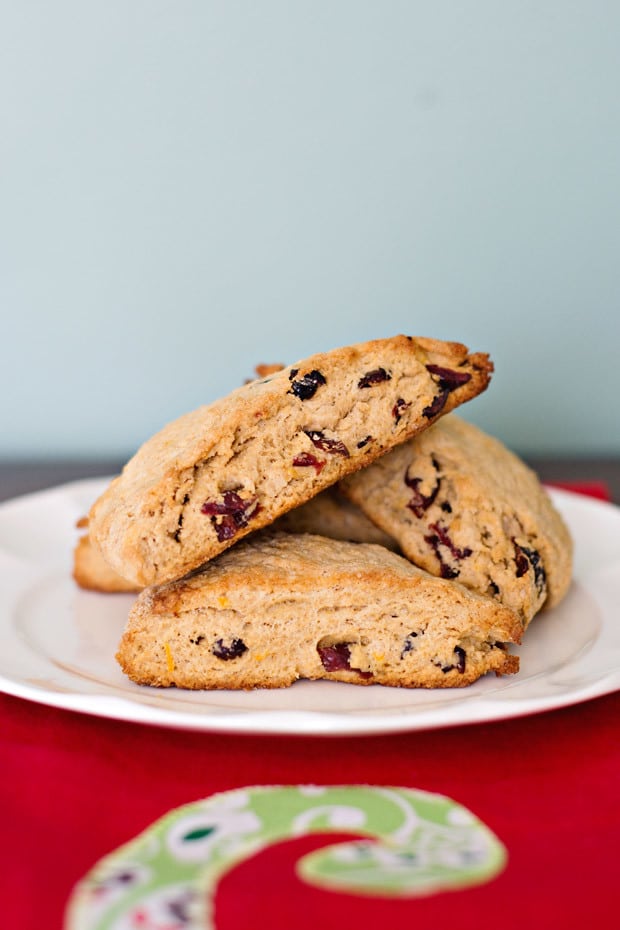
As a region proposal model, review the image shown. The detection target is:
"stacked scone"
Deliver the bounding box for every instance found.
[77,335,573,689]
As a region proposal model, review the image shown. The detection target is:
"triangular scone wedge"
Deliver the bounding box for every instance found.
[90,336,492,588]
[340,415,573,628]
[116,533,521,690]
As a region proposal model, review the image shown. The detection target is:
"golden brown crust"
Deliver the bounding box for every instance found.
[90,335,493,587]
[116,533,521,690]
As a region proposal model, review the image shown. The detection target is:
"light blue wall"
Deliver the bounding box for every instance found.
[2,2,619,458]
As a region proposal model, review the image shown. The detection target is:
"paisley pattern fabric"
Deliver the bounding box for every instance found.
[65,785,506,929]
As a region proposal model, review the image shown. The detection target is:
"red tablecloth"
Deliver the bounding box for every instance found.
[2,483,617,930]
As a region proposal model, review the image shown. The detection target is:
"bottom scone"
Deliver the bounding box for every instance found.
[73,526,141,593]
[117,533,521,689]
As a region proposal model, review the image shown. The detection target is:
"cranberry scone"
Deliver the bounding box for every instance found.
[273,487,398,550]
[89,336,492,587]
[116,533,521,689]
[340,415,573,627]
[73,520,141,593]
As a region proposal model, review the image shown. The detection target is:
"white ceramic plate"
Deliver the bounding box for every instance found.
[0,480,618,735]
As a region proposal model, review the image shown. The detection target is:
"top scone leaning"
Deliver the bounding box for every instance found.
[89,335,493,587]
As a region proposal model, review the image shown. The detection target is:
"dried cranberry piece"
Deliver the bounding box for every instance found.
[289,369,326,400]
[441,646,467,673]
[317,642,373,678]
[422,390,449,419]
[425,521,472,578]
[357,435,372,448]
[521,546,546,593]
[512,539,530,577]
[304,430,350,458]
[358,367,392,388]
[292,452,326,474]
[404,459,441,518]
[212,638,248,661]
[392,397,411,424]
[427,521,472,561]
[454,646,466,673]
[400,632,418,658]
[210,515,238,542]
[512,540,546,593]
[437,560,460,580]
[201,492,260,542]
[423,365,472,420]
[425,364,472,390]
[318,642,351,671]
[200,491,248,516]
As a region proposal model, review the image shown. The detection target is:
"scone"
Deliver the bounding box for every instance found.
[89,336,493,587]
[73,492,396,593]
[73,520,140,593]
[340,415,573,626]
[273,487,398,550]
[116,533,521,689]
